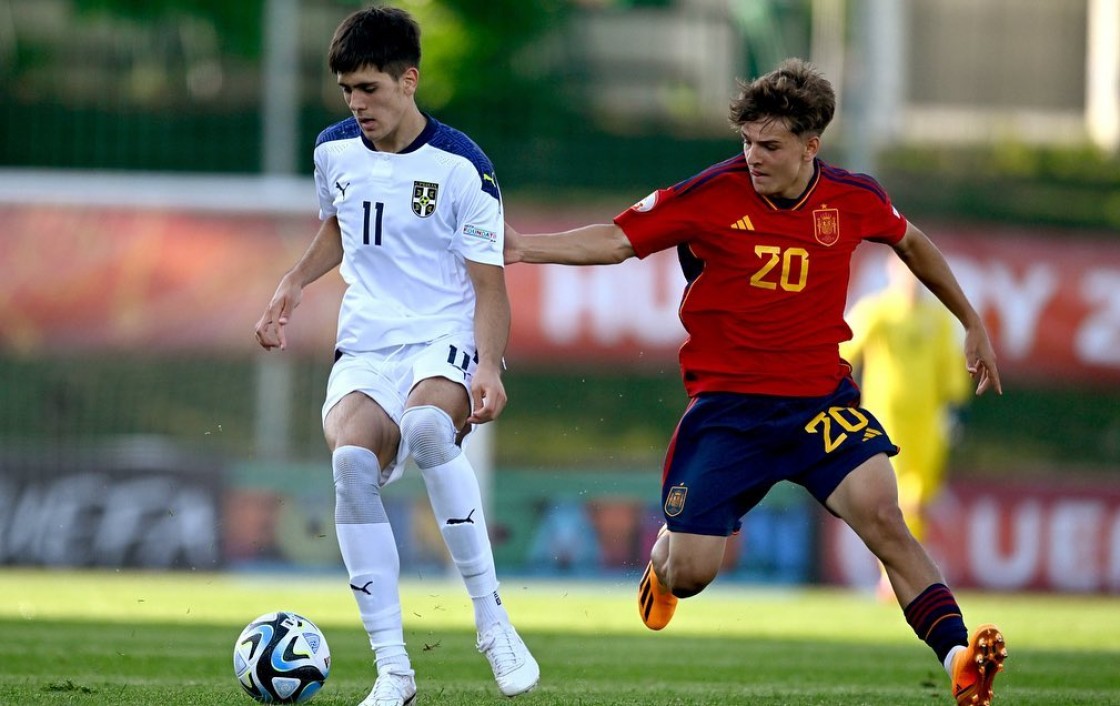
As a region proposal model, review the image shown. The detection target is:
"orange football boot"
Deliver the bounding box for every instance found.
[951,624,1008,706]
[637,527,678,630]
[638,561,677,630]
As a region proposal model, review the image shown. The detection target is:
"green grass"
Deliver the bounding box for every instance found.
[1,570,1118,705]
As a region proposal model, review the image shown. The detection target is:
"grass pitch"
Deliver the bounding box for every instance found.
[0,569,1118,705]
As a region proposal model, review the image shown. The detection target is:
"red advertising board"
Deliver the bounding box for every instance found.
[821,478,1120,593]
[1,203,1118,384]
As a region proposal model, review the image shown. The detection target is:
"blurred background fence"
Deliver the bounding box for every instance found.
[2,0,1119,593]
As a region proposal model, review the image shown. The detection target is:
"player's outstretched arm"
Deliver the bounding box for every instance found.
[253,217,344,351]
[504,222,635,266]
[891,223,1002,396]
[465,260,510,424]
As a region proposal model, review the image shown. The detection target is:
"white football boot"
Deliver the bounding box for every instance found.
[476,623,540,697]
[359,668,416,706]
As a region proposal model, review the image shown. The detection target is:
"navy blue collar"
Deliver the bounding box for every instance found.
[359,113,438,154]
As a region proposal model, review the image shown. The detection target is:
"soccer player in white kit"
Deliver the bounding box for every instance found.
[253,7,539,705]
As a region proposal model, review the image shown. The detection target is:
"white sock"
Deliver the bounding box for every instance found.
[402,406,511,632]
[422,455,509,628]
[471,587,509,632]
[333,445,412,673]
[943,644,966,677]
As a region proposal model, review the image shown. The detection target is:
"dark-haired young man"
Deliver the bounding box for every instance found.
[254,7,538,705]
[505,58,1006,706]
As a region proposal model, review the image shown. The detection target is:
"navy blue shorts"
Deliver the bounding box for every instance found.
[660,377,897,536]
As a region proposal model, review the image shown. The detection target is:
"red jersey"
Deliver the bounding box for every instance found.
[615,155,908,398]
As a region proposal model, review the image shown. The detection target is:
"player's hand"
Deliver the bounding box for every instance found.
[467,362,507,424]
[503,222,523,265]
[254,276,303,351]
[964,325,1002,396]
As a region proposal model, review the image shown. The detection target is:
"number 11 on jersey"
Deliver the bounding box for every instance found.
[362,200,384,245]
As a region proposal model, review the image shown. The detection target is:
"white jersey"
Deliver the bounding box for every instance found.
[313,115,504,353]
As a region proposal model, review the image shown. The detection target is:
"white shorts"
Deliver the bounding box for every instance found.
[323,333,477,486]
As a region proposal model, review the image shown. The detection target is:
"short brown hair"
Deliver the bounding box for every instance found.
[328,6,420,79]
[729,58,836,137]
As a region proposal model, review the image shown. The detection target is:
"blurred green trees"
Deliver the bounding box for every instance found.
[880,144,1120,233]
[73,0,265,56]
[6,0,1118,230]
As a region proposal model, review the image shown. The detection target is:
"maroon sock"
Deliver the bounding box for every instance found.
[903,583,968,663]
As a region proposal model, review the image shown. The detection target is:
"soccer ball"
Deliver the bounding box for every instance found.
[233,611,331,703]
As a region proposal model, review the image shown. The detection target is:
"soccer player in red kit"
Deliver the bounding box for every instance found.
[505,58,1007,706]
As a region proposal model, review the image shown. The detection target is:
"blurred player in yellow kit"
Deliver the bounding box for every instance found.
[843,255,971,596]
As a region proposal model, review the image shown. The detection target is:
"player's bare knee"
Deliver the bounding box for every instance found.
[876,502,910,537]
[860,502,913,555]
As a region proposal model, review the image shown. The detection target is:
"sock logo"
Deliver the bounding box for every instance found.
[350,581,373,595]
[446,509,476,525]
[493,590,502,606]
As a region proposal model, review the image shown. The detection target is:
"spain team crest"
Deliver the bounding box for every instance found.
[812,207,840,246]
[664,485,688,517]
[412,181,439,217]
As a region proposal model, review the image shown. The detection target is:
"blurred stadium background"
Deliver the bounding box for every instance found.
[1,0,1119,596]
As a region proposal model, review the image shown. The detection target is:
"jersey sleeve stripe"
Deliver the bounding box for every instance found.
[426,117,501,201]
[671,154,749,196]
[820,163,890,203]
[315,118,361,148]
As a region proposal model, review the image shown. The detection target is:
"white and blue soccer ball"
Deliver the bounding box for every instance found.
[234,611,331,703]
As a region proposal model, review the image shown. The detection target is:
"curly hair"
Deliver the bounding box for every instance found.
[729,58,836,137]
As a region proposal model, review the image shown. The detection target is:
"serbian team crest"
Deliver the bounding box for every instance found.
[412,181,439,217]
[664,485,688,517]
[812,207,840,246]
